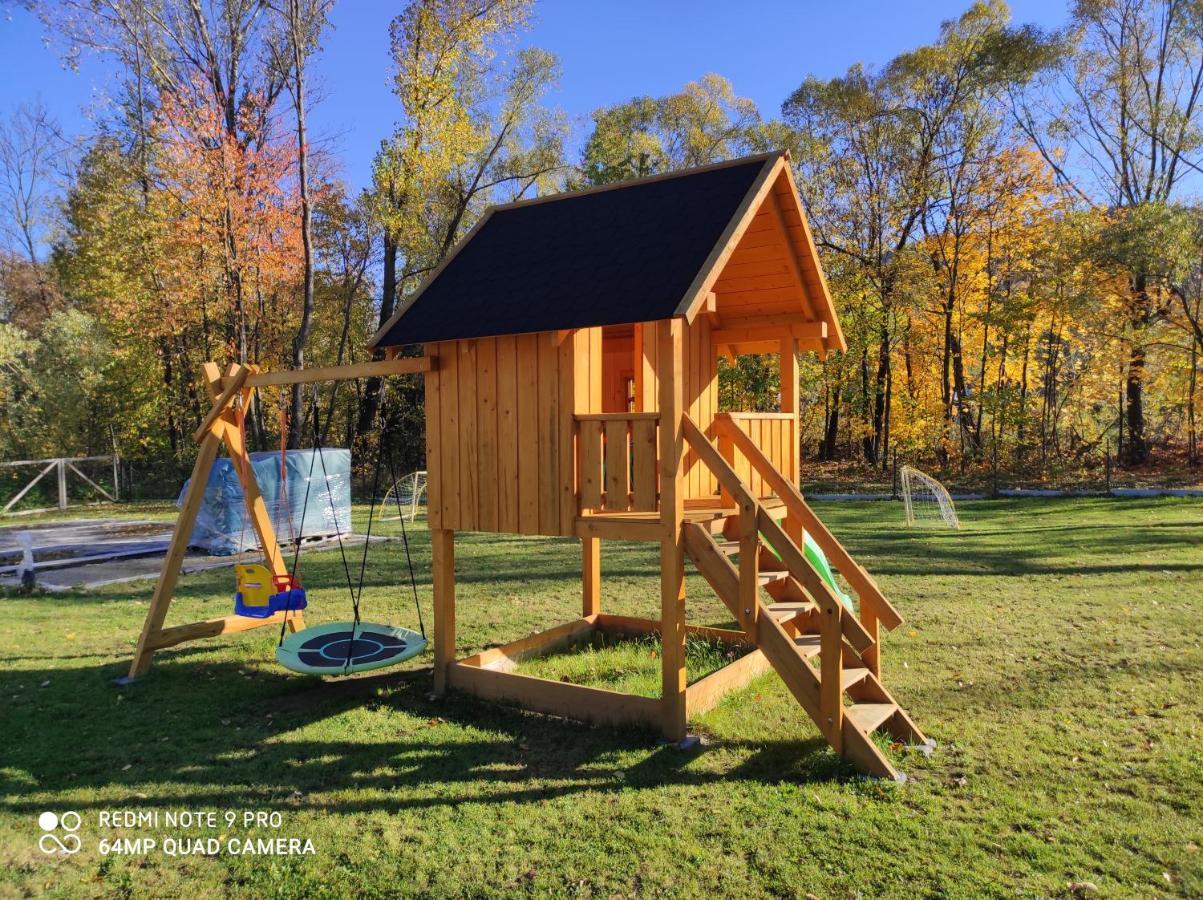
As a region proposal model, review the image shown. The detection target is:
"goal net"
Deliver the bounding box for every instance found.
[900,465,960,529]
[381,470,428,522]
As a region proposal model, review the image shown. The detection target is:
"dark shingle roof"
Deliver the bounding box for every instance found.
[373,155,772,346]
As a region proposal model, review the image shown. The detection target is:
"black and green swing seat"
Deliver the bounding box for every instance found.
[268,382,427,678]
[276,621,426,676]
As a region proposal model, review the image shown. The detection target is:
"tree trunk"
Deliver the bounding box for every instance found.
[356,231,398,436]
[821,377,841,461]
[287,0,316,449]
[1123,272,1150,465]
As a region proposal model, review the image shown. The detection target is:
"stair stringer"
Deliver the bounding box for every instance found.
[683,522,900,780]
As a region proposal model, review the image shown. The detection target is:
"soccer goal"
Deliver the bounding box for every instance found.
[381,470,428,522]
[900,465,960,529]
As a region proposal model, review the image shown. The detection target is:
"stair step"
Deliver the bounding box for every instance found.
[841,667,871,690]
[765,601,814,623]
[846,702,897,734]
[792,634,822,658]
[758,569,790,587]
[715,541,740,555]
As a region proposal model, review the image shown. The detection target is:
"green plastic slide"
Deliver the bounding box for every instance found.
[764,517,855,611]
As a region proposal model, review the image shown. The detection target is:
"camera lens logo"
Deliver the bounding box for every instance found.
[38,811,81,855]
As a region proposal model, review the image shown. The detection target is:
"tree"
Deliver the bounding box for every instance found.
[0,101,62,266]
[268,0,334,447]
[787,0,1050,467]
[580,73,765,185]
[362,0,565,434]
[1012,0,1203,463]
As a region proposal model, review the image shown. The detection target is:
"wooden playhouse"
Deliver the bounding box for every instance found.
[129,151,928,781]
[372,150,928,779]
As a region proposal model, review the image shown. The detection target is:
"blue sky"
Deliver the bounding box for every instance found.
[1,0,1069,193]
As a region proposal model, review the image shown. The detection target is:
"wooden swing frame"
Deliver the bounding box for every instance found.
[123,355,432,681]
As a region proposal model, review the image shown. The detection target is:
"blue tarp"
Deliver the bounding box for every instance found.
[179,449,352,555]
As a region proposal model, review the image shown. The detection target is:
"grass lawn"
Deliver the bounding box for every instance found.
[1,497,1200,897]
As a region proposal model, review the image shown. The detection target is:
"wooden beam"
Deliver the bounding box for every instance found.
[147,610,293,651]
[711,318,825,347]
[574,516,663,541]
[230,356,431,389]
[457,616,597,672]
[126,377,226,679]
[446,662,663,730]
[657,318,687,741]
[780,335,800,486]
[582,537,600,617]
[685,649,772,718]
[431,528,455,695]
[193,364,251,442]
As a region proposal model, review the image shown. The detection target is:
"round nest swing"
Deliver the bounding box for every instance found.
[251,381,428,678]
[276,621,426,676]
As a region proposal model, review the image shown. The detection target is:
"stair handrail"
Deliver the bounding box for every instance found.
[681,417,854,747]
[713,412,903,633]
[681,416,872,655]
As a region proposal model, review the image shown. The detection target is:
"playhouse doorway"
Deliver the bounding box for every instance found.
[601,324,636,413]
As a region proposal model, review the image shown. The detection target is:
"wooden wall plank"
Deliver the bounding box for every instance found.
[558,330,579,534]
[604,419,629,511]
[516,333,540,535]
[537,332,561,535]
[640,320,658,412]
[632,418,657,511]
[424,349,443,530]
[496,336,519,533]
[580,419,603,509]
[457,340,479,530]
[476,338,499,532]
[439,341,460,530]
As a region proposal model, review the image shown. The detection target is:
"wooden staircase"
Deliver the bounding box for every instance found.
[682,413,930,781]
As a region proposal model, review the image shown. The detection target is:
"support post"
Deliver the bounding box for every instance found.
[57,459,67,510]
[779,335,799,485]
[780,335,803,543]
[820,601,844,753]
[431,527,456,695]
[582,536,600,617]
[658,318,687,741]
[127,417,225,679]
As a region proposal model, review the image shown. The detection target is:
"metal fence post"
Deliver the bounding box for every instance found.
[57,459,67,510]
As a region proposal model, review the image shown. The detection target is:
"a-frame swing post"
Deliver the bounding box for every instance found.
[126,406,226,679]
[125,362,298,680]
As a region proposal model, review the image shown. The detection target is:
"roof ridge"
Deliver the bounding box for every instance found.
[490,150,786,215]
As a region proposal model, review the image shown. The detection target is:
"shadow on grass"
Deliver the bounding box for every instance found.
[0,657,849,816]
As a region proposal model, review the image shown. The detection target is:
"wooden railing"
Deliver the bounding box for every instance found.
[712,413,903,675]
[682,414,874,748]
[576,413,660,514]
[717,412,796,500]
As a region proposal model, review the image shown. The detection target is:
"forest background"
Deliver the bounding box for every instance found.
[3,0,1203,499]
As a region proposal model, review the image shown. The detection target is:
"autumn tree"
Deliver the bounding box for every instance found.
[363,0,565,433]
[580,73,766,185]
[1013,0,1203,463]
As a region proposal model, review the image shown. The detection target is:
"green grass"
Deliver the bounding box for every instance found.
[1,497,1201,897]
[517,632,750,698]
